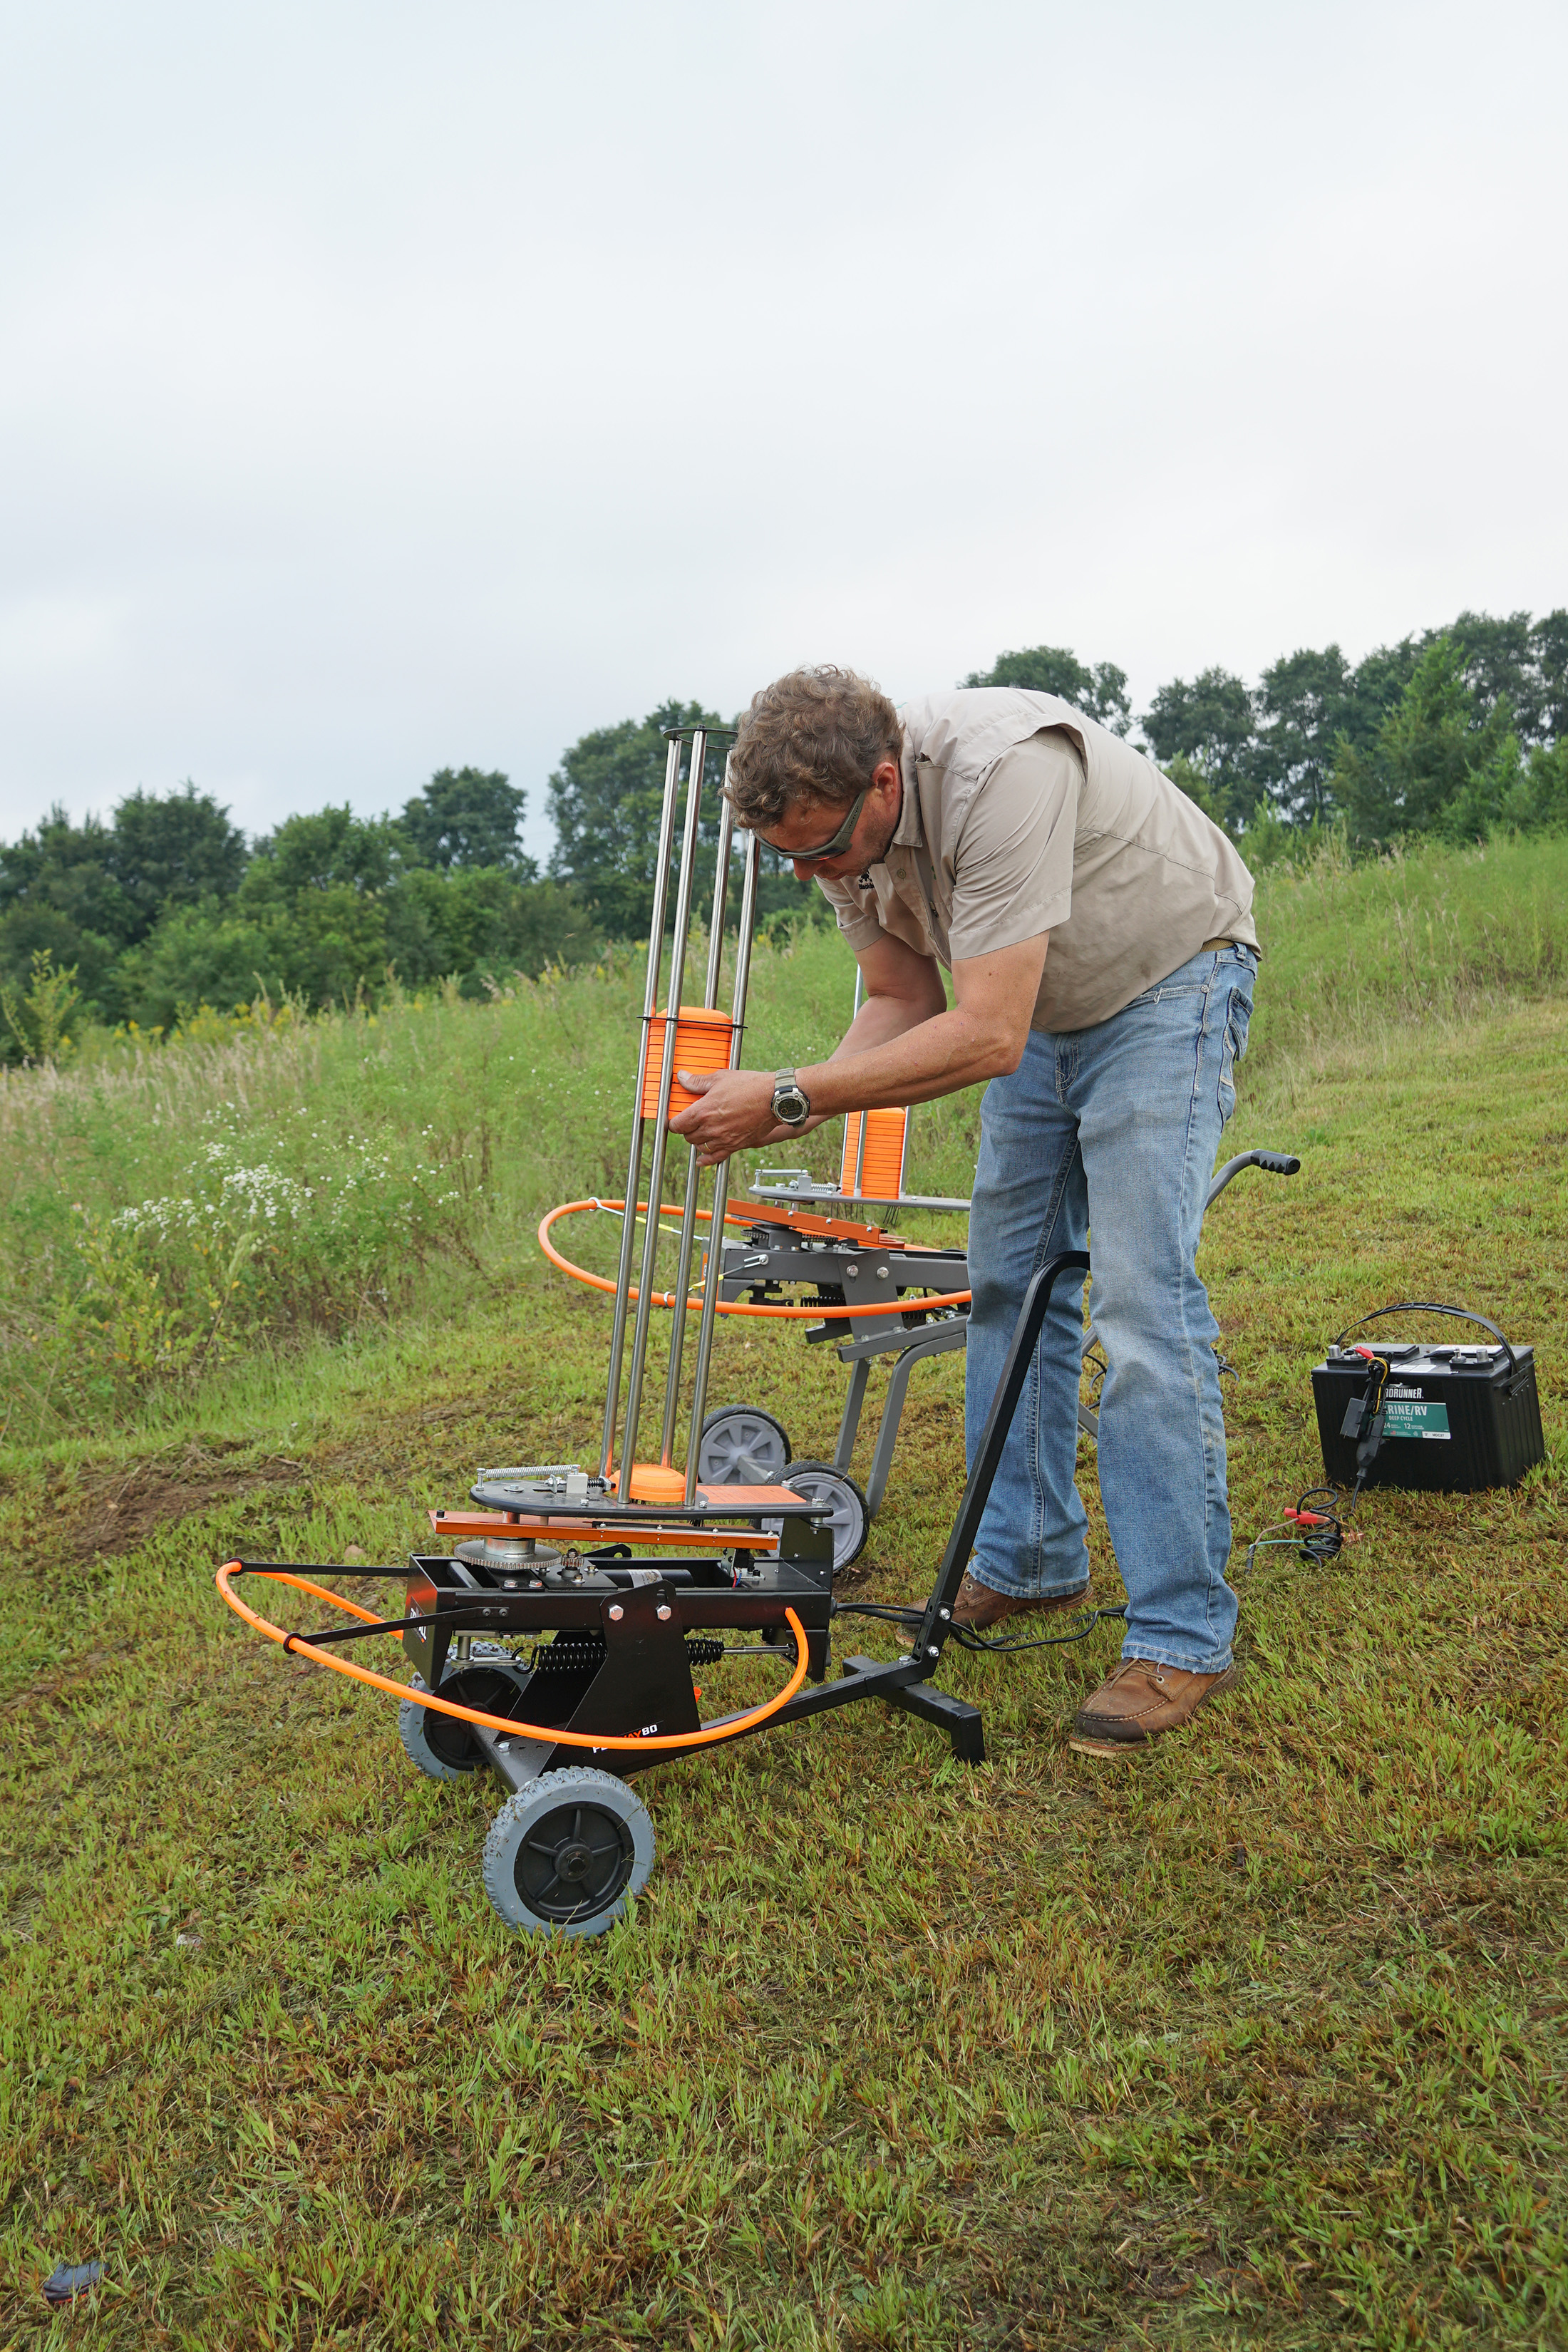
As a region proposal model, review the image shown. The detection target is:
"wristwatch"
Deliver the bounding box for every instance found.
[770,1068,812,1127]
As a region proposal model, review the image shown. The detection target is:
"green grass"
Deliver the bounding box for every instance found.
[1,837,1565,2346]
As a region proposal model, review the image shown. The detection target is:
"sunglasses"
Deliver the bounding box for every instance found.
[753,786,868,864]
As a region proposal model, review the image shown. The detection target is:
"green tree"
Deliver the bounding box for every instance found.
[0,805,129,944]
[385,867,597,991]
[546,699,807,942]
[1440,608,1568,748]
[1138,668,1260,830]
[108,783,248,937]
[962,645,1132,733]
[1513,739,1568,830]
[400,766,534,874]
[1331,636,1511,844]
[208,807,406,1008]
[113,905,299,1031]
[1532,610,1568,743]
[1253,645,1360,825]
[0,785,249,1022]
[547,701,723,939]
[243,806,403,899]
[0,807,129,1018]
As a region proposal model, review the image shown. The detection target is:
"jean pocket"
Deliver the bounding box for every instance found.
[1219,988,1253,1099]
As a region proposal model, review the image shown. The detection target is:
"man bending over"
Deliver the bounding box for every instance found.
[671,666,1259,1754]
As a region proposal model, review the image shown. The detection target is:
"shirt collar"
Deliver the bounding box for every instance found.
[887,737,924,853]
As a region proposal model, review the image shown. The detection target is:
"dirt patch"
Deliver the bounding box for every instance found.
[40,1442,313,1565]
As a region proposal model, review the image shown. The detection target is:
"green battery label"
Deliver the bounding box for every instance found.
[1383,1395,1450,1440]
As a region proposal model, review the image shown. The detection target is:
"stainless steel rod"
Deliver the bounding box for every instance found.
[660,793,736,1464]
[850,969,868,1197]
[599,731,682,1481]
[622,726,708,1483]
[685,816,760,1501]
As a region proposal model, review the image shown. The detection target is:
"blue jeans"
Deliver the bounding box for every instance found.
[964,944,1257,1674]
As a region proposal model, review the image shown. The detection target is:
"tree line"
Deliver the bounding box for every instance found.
[963,608,1567,839]
[3,610,1564,1058]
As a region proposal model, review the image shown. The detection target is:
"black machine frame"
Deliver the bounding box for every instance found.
[230,1251,1093,1796]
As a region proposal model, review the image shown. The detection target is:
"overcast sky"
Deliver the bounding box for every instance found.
[2,0,1564,863]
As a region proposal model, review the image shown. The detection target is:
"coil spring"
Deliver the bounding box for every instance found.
[527,1636,607,1676]
[527,1633,728,1673]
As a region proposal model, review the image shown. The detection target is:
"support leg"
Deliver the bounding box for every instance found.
[862,1319,970,1517]
[833,1357,872,1471]
[881,1677,986,1763]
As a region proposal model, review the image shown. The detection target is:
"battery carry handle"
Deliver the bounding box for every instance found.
[1331,1301,1520,1393]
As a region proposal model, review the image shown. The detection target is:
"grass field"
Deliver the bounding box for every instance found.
[1,835,1564,2348]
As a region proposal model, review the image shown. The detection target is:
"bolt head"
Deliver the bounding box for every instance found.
[656,1604,672,1620]
[608,1604,624,1621]
[927,1644,940,1657]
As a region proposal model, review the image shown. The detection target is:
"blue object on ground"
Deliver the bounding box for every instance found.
[43,2261,103,2304]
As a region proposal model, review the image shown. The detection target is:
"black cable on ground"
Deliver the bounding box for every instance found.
[831,1597,1130,1654]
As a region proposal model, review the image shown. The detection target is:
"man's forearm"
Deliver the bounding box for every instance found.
[801,1004,1018,1115]
[830,989,938,1060]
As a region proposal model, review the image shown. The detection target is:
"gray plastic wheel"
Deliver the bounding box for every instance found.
[482,1768,654,1937]
[697,1404,792,1487]
[398,1648,532,1781]
[765,1458,870,1572]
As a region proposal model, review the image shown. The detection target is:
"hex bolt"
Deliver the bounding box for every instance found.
[927,1644,940,1657]
[609,1604,624,1621]
[877,1268,889,1280]
[939,1606,951,1619]
[656,1604,672,1621]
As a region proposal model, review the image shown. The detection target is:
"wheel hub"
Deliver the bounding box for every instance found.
[515,1799,634,1921]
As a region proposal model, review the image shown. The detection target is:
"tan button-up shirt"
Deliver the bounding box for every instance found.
[815,688,1259,1033]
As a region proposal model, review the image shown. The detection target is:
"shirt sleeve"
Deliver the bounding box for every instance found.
[814,873,885,951]
[945,728,1082,961]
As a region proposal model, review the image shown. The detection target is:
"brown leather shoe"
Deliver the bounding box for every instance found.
[1068,1657,1239,1753]
[951,1572,1090,1632]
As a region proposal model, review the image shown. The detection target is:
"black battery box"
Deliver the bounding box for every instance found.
[1313,1301,1544,1494]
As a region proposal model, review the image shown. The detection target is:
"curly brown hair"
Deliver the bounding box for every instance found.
[726,666,902,829]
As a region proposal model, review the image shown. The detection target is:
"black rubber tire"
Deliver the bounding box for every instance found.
[398,1675,472,1781]
[697,1404,793,1487]
[398,1650,532,1779]
[767,1458,870,1573]
[482,1768,654,1938]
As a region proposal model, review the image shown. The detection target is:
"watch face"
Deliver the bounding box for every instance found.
[773,1085,809,1125]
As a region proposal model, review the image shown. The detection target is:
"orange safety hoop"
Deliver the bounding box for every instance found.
[216,1564,809,1753]
[537,1199,971,1320]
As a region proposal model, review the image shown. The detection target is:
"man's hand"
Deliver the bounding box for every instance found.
[669,1068,806,1168]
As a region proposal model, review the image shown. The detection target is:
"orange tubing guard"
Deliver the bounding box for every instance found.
[538,1198,972,1319]
[216,1564,808,1753]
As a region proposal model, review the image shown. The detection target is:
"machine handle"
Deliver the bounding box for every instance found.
[910,1251,1091,1661]
[1204,1147,1301,1209]
[1330,1301,1520,1388]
